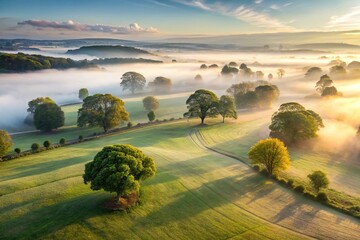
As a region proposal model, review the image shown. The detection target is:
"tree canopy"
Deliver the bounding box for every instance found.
[78,88,89,101]
[248,138,290,176]
[185,89,219,124]
[148,76,172,92]
[34,102,64,131]
[83,144,156,202]
[0,130,12,158]
[142,96,160,111]
[77,94,129,132]
[316,74,333,93]
[27,97,55,114]
[305,67,323,79]
[308,170,329,192]
[269,102,324,144]
[120,72,146,94]
[218,95,237,123]
[147,111,155,122]
[254,85,279,108]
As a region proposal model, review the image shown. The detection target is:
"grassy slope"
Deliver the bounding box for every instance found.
[1,120,359,239]
[10,96,187,151]
[198,112,360,198]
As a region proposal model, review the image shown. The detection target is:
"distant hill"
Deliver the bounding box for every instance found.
[294,43,360,49]
[67,45,152,58]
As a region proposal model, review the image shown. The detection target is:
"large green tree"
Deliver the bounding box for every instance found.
[0,130,12,158]
[83,144,156,203]
[34,103,64,131]
[248,138,290,176]
[269,102,324,144]
[308,170,329,192]
[218,95,237,123]
[27,97,55,114]
[77,94,129,132]
[185,89,219,124]
[120,71,146,94]
[142,96,160,112]
[78,88,89,101]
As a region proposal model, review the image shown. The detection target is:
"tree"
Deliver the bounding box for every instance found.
[218,95,237,123]
[148,76,172,92]
[305,67,323,79]
[78,94,129,132]
[330,65,346,76]
[348,61,360,70]
[0,130,12,158]
[322,86,338,97]
[255,85,279,108]
[185,89,219,124]
[120,72,146,94]
[226,82,255,97]
[268,73,273,81]
[229,61,238,67]
[147,111,155,122]
[34,103,64,131]
[83,144,156,203]
[31,143,40,152]
[277,69,285,79]
[255,71,264,80]
[78,88,89,101]
[269,102,324,144]
[59,138,66,145]
[308,171,329,192]
[14,148,21,154]
[43,140,51,149]
[209,64,218,68]
[142,96,159,111]
[235,91,258,109]
[221,65,239,77]
[27,97,55,114]
[248,138,290,176]
[200,64,208,69]
[194,74,203,81]
[316,75,333,93]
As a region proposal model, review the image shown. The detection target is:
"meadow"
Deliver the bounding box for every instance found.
[1,120,359,239]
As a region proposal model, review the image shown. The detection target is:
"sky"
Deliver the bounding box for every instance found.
[0,0,360,39]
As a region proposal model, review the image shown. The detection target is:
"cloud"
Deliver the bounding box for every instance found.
[326,6,360,30]
[17,20,158,34]
[254,0,263,4]
[174,0,295,31]
[270,2,292,10]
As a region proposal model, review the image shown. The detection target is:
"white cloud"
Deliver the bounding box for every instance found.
[270,2,292,10]
[255,0,263,4]
[326,6,360,30]
[17,20,158,34]
[174,0,295,31]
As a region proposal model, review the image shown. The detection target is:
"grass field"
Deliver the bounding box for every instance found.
[198,111,360,198]
[10,95,188,152]
[1,120,359,239]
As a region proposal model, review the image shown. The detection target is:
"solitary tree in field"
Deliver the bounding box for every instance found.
[269,102,324,145]
[316,75,333,93]
[148,76,172,92]
[308,170,329,192]
[0,130,12,158]
[77,94,129,132]
[218,95,237,123]
[142,96,159,112]
[120,71,146,94]
[248,138,290,176]
[83,144,156,203]
[185,89,219,124]
[147,111,155,122]
[78,88,89,101]
[34,103,64,131]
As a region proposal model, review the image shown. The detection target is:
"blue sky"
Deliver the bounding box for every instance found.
[1,0,360,39]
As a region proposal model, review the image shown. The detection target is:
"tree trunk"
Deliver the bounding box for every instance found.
[223,116,225,123]
[201,117,205,124]
[115,193,121,203]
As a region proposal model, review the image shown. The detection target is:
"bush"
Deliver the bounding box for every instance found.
[317,192,329,202]
[43,140,51,149]
[31,143,40,152]
[294,185,305,193]
[14,148,21,154]
[287,179,294,188]
[78,135,84,142]
[59,138,66,145]
[127,122,133,128]
[170,117,175,121]
[253,165,260,171]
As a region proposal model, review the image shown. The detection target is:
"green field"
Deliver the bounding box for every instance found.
[1,120,359,239]
[10,95,188,152]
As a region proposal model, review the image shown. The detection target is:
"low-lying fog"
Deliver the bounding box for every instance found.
[0,49,359,159]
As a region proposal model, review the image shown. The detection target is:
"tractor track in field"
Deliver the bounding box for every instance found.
[188,128,360,240]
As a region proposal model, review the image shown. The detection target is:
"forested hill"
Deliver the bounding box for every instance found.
[0,52,162,73]
[67,45,152,58]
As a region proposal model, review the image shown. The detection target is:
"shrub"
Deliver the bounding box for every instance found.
[59,138,66,145]
[287,179,294,188]
[43,140,51,149]
[317,192,329,202]
[127,122,133,128]
[31,143,40,152]
[253,164,260,171]
[294,185,305,193]
[170,117,175,121]
[78,135,84,142]
[14,148,21,154]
